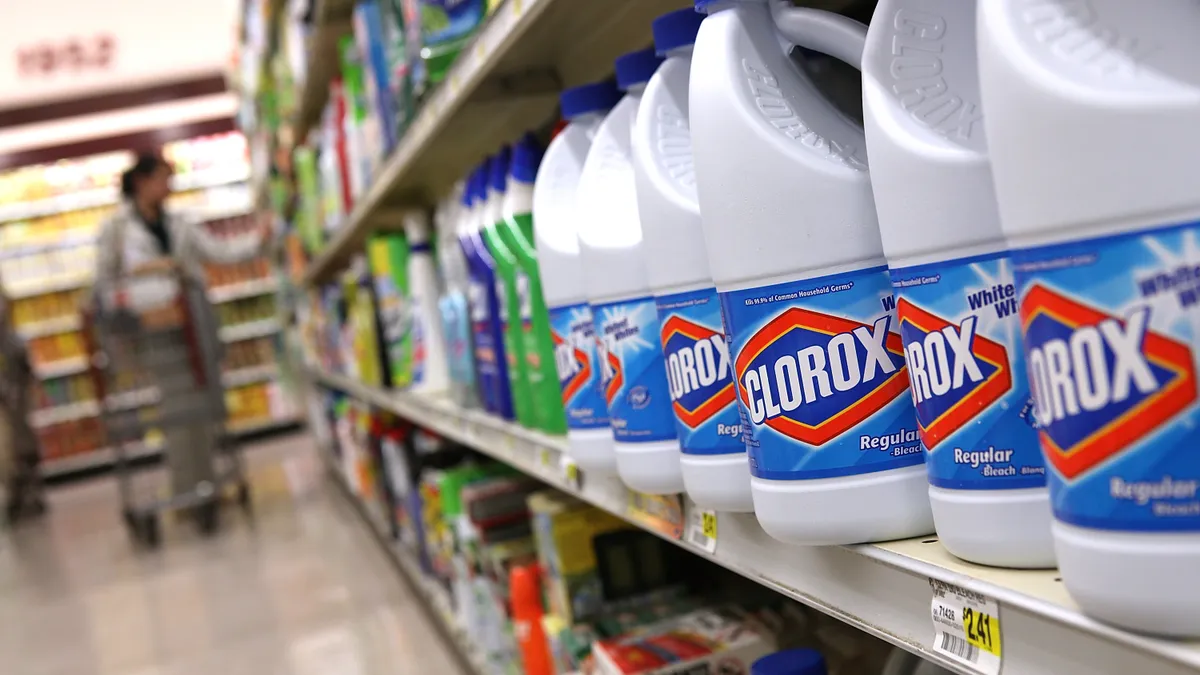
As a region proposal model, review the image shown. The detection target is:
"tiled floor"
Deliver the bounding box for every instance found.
[0,433,467,675]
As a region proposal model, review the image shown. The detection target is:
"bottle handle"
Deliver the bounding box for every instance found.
[769,0,867,71]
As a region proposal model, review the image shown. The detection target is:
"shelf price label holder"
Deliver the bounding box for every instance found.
[929,578,1002,675]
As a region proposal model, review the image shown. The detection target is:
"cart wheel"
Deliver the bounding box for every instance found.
[128,512,160,548]
[143,514,161,548]
[196,501,220,536]
[236,483,252,510]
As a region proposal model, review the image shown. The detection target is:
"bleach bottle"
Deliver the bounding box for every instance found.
[460,165,515,420]
[402,209,451,395]
[503,135,568,435]
[535,81,621,472]
[578,49,685,495]
[691,0,933,544]
[483,148,535,428]
[436,186,479,407]
[979,0,1200,635]
[863,0,1054,568]
[634,8,752,512]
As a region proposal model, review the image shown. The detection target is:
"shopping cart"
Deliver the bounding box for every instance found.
[84,264,250,546]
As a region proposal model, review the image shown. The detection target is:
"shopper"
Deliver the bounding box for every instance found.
[94,152,270,499]
[97,153,269,282]
[0,286,44,524]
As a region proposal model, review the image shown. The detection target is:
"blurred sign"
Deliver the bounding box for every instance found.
[15,35,117,78]
[0,0,236,108]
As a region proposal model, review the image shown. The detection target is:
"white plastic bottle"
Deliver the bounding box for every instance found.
[691,0,933,544]
[534,81,622,474]
[979,0,1200,635]
[402,209,451,395]
[862,0,1054,567]
[578,48,685,495]
[634,8,752,512]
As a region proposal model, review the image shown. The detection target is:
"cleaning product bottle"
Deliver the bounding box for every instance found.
[691,0,933,544]
[436,185,479,407]
[460,165,514,420]
[535,81,622,473]
[862,0,1053,567]
[634,8,751,512]
[979,0,1200,635]
[483,148,535,428]
[402,209,451,395]
[578,48,684,495]
[504,135,567,435]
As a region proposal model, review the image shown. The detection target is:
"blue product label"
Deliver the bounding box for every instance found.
[468,277,512,418]
[1014,221,1200,532]
[656,288,743,455]
[593,297,678,443]
[421,0,487,47]
[891,253,1045,491]
[549,303,608,430]
[720,266,923,480]
[439,291,475,388]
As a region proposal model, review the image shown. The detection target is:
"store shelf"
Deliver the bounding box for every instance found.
[39,417,294,478]
[17,315,82,340]
[0,165,252,224]
[227,415,300,436]
[30,399,100,428]
[40,441,162,479]
[308,366,1200,675]
[219,318,281,343]
[8,274,92,300]
[222,363,279,388]
[208,277,279,303]
[35,356,89,379]
[31,388,161,428]
[302,0,687,285]
[323,446,489,675]
[0,232,96,260]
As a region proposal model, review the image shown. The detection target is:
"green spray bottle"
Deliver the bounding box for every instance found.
[502,136,567,434]
[481,150,535,428]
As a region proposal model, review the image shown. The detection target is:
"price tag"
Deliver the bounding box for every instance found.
[561,456,581,490]
[685,505,717,554]
[930,579,1002,674]
[538,446,552,468]
[513,0,523,16]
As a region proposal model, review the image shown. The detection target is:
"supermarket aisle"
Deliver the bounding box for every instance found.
[0,433,467,675]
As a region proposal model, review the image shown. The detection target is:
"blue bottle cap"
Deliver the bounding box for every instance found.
[614,47,664,91]
[462,168,480,206]
[480,156,496,199]
[471,164,488,203]
[653,8,705,55]
[511,134,544,184]
[490,145,512,193]
[560,81,621,120]
[751,649,827,675]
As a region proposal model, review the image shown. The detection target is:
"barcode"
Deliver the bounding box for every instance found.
[687,525,713,549]
[940,631,979,663]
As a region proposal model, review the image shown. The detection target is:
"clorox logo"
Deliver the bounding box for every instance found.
[661,315,736,428]
[598,341,624,405]
[897,299,1012,449]
[735,308,909,445]
[552,329,592,404]
[1022,285,1198,479]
